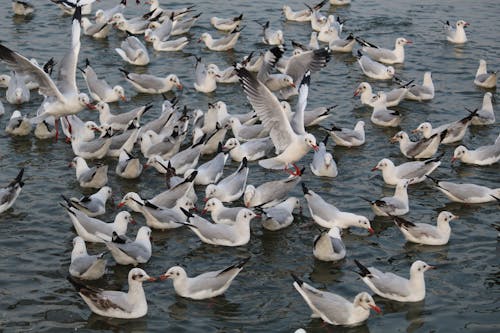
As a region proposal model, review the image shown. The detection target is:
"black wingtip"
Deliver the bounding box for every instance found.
[180,207,194,219]
[72,4,81,23]
[301,182,309,195]
[291,273,303,286]
[67,275,85,292]
[354,259,371,277]
[425,174,440,184]
[322,134,329,145]
[300,71,311,87]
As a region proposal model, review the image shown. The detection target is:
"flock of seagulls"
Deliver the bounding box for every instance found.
[1,0,498,329]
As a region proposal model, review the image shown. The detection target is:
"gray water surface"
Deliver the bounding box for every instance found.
[0,0,499,332]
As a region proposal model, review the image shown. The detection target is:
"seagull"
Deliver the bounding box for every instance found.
[105,226,152,266]
[116,149,143,179]
[354,259,435,302]
[81,16,111,39]
[261,21,284,45]
[96,101,152,130]
[0,168,24,214]
[259,197,300,231]
[303,183,373,233]
[69,157,108,188]
[369,93,401,127]
[361,179,411,216]
[115,36,150,66]
[211,13,243,31]
[177,208,258,247]
[69,236,106,280]
[354,82,408,107]
[237,69,319,170]
[413,111,475,144]
[356,37,412,64]
[67,267,156,319]
[5,110,32,136]
[474,59,497,88]
[6,71,30,105]
[393,212,458,245]
[80,60,125,102]
[149,35,189,51]
[205,157,249,203]
[223,137,273,162]
[371,155,442,186]
[12,0,34,16]
[0,7,95,140]
[60,198,133,243]
[111,12,150,35]
[399,72,435,101]
[194,56,219,93]
[471,92,495,125]
[292,273,381,326]
[390,130,445,159]
[452,135,500,166]
[70,128,112,159]
[282,5,311,22]
[67,186,112,217]
[244,169,302,208]
[199,27,243,51]
[313,227,346,261]
[95,0,126,24]
[357,51,395,80]
[185,145,228,185]
[329,32,356,53]
[310,135,337,177]
[159,257,250,300]
[228,117,268,141]
[444,19,469,44]
[321,121,365,147]
[202,198,245,225]
[426,175,500,203]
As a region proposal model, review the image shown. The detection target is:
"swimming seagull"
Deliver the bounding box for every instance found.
[149,35,189,51]
[0,168,25,214]
[390,130,445,159]
[5,110,32,136]
[199,27,243,51]
[12,0,34,16]
[105,226,152,266]
[69,236,106,280]
[194,56,219,93]
[291,273,381,326]
[354,259,435,302]
[258,197,300,231]
[360,179,411,216]
[81,16,111,39]
[159,257,250,300]
[68,186,112,217]
[115,36,150,66]
[67,267,156,319]
[369,93,401,127]
[69,157,108,188]
[474,59,497,88]
[223,137,273,162]
[80,60,125,102]
[302,183,373,233]
[371,155,442,186]
[116,149,143,179]
[310,135,337,177]
[313,227,346,261]
[119,68,182,94]
[443,19,469,44]
[0,6,95,140]
[202,197,245,225]
[237,69,318,170]
[397,72,434,101]
[210,13,243,31]
[205,157,249,203]
[426,175,500,203]
[393,211,458,245]
[413,111,475,144]
[177,208,258,247]
[356,51,395,80]
[6,71,30,105]
[321,121,365,147]
[452,135,500,166]
[355,37,412,64]
[282,4,311,22]
[471,92,495,125]
[329,32,356,53]
[260,21,284,45]
[354,82,408,107]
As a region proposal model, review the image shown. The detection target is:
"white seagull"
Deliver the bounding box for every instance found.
[69,157,108,188]
[393,211,458,245]
[313,227,346,261]
[210,13,243,31]
[259,197,300,231]
[105,226,152,266]
[474,59,497,88]
[67,186,112,217]
[452,135,500,166]
[0,168,25,214]
[80,59,125,102]
[471,92,495,125]
[371,155,442,186]
[444,19,469,44]
[115,36,150,66]
[357,51,395,80]
[310,135,337,177]
[321,121,365,147]
[361,179,411,216]
[426,175,500,203]
[159,257,250,300]
[356,37,412,64]
[69,236,106,280]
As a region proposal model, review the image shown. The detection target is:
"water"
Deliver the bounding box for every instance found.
[0,0,498,332]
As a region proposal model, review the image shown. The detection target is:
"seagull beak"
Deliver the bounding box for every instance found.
[255,214,262,218]
[389,137,398,143]
[201,209,207,215]
[426,265,437,270]
[451,157,457,163]
[191,207,198,212]
[451,214,459,220]
[203,197,209,202]
[464,22,470,27]
[130,218,137,225]
[68,162,75,168]
[411,128,419,134]
[312,144,319,151]
[159,273,170,281]
[147,277,157,282]
[143,163,149,169]
[370,304,382,314]
[371,166,378,171]
[406,39,413,44]
[290,82,296,88]
[117,202,125,208]
[197,38,202,43]
[353,88,360,97]
[120,95,127,101]
[86,103,96,110]
[215,74,222,78]
[176,83,183,90]
[368,227,375,235]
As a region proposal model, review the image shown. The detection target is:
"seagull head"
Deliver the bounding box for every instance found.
[130,268,156,283]
[304,133,319,151]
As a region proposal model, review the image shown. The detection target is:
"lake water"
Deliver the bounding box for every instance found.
[0,0,498,332]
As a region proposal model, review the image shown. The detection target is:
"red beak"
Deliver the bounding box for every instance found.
[406,39,413,44]
[312,145,319,152]
[147,277,157,282]
[371,166,378,171]
[370,305,382,314]
[464,22,470,27]
[201,209,207,215]
[451,157,457,163]
[353,89,360,97]
[120,95,127,101]
[68,162,74,168]
[290,82,296,88]
[255,214,262,218]
[159,274,169,281]
[86,103,96,110]
[130,218,137,225]
[143,163,149,169]
[176,83,183,90]
[117,202,125,208]
[203,197,209,202]
[368,227,375,235]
